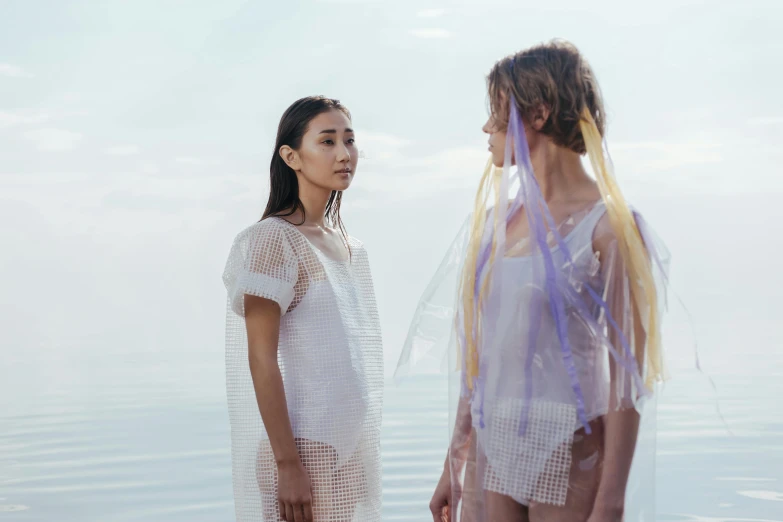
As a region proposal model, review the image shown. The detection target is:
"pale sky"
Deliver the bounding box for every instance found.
[1,0,781,380]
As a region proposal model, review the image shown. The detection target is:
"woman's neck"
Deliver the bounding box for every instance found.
[529,141,595,203]
[293,175,332,228]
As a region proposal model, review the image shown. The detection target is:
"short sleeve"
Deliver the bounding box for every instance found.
[223,219,299,317]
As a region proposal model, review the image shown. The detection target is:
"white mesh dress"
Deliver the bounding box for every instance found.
[223,217,384,522]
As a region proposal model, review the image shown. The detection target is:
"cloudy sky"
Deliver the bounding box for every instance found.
[1,0,781,380]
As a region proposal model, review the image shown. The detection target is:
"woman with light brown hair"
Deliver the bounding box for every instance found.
[397,40,670,521]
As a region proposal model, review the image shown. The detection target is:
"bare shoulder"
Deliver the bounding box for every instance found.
[591,211,618,256]
[591,207,646,255]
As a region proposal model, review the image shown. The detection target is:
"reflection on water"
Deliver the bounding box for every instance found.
[1,352,781,521]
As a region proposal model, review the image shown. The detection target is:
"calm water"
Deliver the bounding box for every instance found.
[1,351,782,521]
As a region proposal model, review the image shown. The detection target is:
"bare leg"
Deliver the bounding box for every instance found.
[528,419,604,522]
[485,490,529,521]
[461,429,530,522]
[330,449,365,521]
[462,418,604,522]
[258,438,364,521]
[297,439,338,520]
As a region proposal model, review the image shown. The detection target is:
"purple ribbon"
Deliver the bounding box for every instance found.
[508,107,591,434]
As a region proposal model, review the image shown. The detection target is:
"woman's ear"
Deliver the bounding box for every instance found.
[279,145,300,171]
[530,103,551,132]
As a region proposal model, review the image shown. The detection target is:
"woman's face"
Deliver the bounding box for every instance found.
[483,112,509,168]
[284,109,358,192]
[482,95,545,168]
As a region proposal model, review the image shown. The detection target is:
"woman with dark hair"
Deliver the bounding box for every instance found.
[397,41,671,522]
[223,96,383,522]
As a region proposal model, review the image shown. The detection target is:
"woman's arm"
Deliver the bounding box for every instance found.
[591,367,641,519]
[245,294,312,522]
[589,219,648,521]
[450,394,474,462]
[430,391,473,521]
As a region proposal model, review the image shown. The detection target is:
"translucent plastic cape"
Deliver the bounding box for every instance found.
[395,105,672,521]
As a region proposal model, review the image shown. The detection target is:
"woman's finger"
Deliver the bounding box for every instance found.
[441,505,450,522]
[293,502,305,522]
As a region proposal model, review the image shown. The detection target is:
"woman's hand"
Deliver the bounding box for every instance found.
[277,459,313,522]
[430,463,459,522]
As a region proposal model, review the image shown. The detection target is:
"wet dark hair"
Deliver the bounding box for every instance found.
[262,95,351,243]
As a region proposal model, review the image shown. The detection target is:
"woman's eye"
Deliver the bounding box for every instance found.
[323,140,334,145]
[347,138,356,144]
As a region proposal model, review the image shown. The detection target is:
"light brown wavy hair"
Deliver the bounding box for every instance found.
[487,39,605,154]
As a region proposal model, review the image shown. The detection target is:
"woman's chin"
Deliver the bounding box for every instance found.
[486,150,502,168]
[332,178,353,192]
[312,177,353,193]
